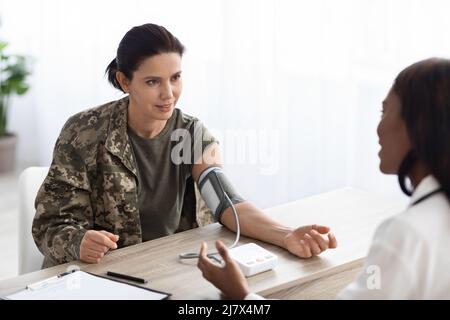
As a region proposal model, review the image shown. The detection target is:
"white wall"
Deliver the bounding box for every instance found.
[1,0,449,208]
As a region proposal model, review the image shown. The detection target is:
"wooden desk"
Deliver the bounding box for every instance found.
[0,188,407,299]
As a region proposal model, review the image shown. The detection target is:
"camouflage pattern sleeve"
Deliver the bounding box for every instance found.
[32,116,94,266]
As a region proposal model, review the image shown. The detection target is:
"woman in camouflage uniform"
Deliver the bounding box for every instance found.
[32,23,337,268]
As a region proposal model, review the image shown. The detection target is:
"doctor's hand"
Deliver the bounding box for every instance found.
[283,224,337,258]
[80,230,119,264]
[197,241,250,300]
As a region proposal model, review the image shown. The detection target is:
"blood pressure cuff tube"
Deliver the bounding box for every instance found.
[198,167,245,223]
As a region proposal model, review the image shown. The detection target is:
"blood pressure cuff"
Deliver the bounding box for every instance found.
[197,167,246,223]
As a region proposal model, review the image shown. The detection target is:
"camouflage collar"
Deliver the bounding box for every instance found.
[105,96,138,178]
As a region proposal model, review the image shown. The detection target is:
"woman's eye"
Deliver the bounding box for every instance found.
[146,80,158,86]
[172,74,181,81]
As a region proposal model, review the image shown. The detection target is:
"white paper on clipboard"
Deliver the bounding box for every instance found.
[4,270,170,300]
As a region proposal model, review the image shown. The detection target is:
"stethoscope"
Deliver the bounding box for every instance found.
[411,188,443,206]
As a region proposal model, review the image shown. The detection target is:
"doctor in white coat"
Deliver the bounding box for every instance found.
[197,58,450,300]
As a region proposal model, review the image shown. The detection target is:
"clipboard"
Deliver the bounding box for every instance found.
[3,270,171,300]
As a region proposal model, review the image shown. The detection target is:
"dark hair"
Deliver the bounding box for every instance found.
[105,23,185,93]
[393,58,450,201]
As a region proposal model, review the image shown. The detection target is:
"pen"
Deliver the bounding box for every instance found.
[106,271,148,284]
[26,269,77,290]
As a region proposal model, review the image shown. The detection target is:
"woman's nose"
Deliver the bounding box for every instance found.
[160,83,174,100]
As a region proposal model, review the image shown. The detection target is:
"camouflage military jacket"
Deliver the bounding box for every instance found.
[32,97,213,268]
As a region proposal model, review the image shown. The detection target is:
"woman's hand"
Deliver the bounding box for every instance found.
[284,224,337,258]
[197,241,250,300]
[80,230,119,263]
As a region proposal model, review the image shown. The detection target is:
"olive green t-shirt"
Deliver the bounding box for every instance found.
[128,108,217,242]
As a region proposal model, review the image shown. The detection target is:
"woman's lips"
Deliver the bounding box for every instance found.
[155,103,173,112]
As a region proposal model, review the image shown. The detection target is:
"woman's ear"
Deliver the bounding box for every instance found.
[116,71,130,93]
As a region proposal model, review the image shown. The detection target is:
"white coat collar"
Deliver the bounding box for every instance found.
[409,175,441,206]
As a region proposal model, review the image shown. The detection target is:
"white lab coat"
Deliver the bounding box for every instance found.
[246,175,450,300]
[338,175,450,299]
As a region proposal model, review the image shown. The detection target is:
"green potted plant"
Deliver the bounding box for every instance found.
[0,39,31,173]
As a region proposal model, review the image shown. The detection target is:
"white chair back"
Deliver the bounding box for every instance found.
[18,167,48,274]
